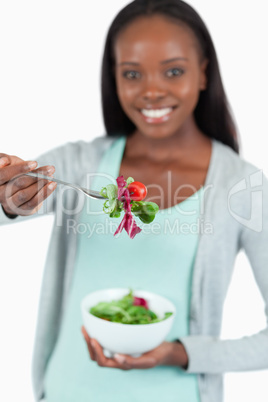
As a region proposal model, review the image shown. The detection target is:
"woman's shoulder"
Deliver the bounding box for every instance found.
[65,135,118,156]
[37,135,117,160]
[212,140,268,224]
[36,135,120,183]
[210,140,268,236]
[213,139,265,182]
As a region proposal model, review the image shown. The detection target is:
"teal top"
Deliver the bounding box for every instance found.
[44,136,202,402]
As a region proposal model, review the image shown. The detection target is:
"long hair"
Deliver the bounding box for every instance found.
[101,0,239,153]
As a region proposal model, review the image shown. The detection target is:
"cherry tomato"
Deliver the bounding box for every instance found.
[128,181,147,201]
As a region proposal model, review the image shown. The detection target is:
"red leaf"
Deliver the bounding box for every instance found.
[114,176,142,239]
[133,296,149,309]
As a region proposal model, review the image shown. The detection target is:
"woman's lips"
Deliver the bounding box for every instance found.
[139,106,177,124]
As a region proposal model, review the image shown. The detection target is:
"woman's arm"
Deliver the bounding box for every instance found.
[0,140,86,225]
[81,326,189,370]
[0,153,56,224]
[0,154,55,219]
[178,174,268,374]
[0,137,116,226]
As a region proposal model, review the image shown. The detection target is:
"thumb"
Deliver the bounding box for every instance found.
[113,354,127,364]
[0,154,11,167]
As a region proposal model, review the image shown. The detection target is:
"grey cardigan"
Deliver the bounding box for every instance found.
[1,136,268,402]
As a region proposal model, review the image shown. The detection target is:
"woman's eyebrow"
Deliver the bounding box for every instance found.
[160,57,188,64]
[117,57,188,67]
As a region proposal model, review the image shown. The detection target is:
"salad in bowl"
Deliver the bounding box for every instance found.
[81,288,176,357]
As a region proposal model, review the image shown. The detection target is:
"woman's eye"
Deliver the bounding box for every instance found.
[165,68,184,78]
[123,71,141,80]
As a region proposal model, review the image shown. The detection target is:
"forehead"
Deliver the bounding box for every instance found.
[114,14,200,63]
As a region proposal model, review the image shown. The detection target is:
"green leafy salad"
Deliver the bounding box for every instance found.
[89,290,173,325]
[100,175,159,239]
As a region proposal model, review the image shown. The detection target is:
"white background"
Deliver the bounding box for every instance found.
[0,1,267,401]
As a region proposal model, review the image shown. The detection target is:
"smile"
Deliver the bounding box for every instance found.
[139,106,176,124]
[141,107,173,118]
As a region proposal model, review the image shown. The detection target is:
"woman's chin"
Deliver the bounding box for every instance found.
[135,128,181,141]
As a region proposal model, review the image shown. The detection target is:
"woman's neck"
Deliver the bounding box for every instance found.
[124,119,210,163]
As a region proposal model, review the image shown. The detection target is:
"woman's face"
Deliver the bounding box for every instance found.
[114,14,208,140]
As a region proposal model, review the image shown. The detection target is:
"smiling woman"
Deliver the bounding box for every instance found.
[114,14,213,208]
[114,16,208,135]
[0,1,268,402]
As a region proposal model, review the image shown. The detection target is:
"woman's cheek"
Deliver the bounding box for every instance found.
[117,85,139,113]
[178,81,202,111]
[118,82,139,99]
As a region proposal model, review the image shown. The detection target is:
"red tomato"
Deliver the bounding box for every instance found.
[128,181,147,201]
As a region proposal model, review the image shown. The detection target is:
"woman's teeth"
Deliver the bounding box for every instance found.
[141,107,173,118]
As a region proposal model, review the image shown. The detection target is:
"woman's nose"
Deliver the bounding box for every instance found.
[141,78,167,101]
[142,88,166,101]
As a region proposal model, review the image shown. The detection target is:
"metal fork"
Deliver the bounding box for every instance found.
[25,172,105,200]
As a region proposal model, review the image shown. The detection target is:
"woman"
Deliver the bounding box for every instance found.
[0,1,267,401]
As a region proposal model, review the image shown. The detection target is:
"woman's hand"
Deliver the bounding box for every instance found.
[0,153,57,217]
[81,326,188,370]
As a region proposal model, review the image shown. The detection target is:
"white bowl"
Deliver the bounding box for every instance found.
[81,288,176,357]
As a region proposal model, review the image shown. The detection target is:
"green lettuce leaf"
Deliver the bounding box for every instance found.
[131,201,159,224]
[126,177,134,186]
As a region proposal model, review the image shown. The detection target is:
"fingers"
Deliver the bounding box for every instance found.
[113,353,156,369]
[91,339,121,369]
[81,326,121,369]
[6,180,57,216]
[0,160,38,186]
[81,326,156,370]
[6,165,55,198]
[81,326,96,361]
[0,163,56,216]
[0,154,11,167]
